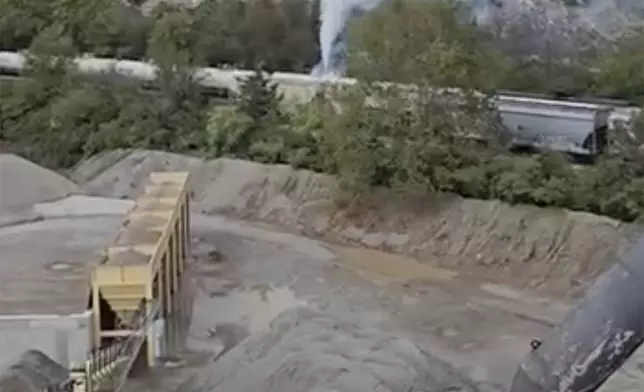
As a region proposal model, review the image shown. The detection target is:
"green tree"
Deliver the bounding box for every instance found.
[346,0,499,89]
[205,66,286,161]
[83,2,151,59]
[0,0,53,50]
[192,0,318,72]
[592,27,644,103]
[0,3,211,168]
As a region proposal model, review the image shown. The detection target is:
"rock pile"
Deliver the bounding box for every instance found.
[0,154,79,213]
[0,350,69,392]
[176,307,481,392]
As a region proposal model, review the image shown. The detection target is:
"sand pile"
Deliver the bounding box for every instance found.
[0,154,79,213]
[175,307,481,392]
[73,149,638,295]
[0,350,70,392]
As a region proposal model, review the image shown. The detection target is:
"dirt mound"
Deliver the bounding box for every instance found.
[73,149,639,296]
[0,154,79,212]
[71,149,203,197]
[0,350,69,392]
[175,307,481,392]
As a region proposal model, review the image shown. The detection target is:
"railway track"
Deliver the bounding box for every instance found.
[1,51,640,156]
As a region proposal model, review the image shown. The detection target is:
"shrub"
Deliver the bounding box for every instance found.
[591,27,644,103]
[0,9,211,168]
[0,0,319,72]
[347,0,499,89]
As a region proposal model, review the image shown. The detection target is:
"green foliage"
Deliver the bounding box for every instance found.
[3,38,644,222]
[347,0,643,103]
[203,67,324,168]
[0,0,319,71]
[2,0,644,225]
[347,0,498,89]
[201,82,644,222]
[592,27,644,102]
[192,0,318,72]
[0,10,210,168]
[205,67,283,159]
[1,0,641,102]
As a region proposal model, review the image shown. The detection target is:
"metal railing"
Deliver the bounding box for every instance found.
[47,301,155,392]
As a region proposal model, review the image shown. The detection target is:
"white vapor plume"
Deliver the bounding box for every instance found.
[311,0,644,78]
[311,0,383,78]
[311,0,500,78]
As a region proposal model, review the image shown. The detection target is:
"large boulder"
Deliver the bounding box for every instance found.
[176,308,480,392]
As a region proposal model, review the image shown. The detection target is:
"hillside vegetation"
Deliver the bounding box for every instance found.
[1,0,643,222]
[0,0,641,102]
[347,0,644,102]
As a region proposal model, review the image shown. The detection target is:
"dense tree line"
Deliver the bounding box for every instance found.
[347,0,644,102]
[204,68,644,222]
[0,0,320,73]
[0,0,642,102]
[1,0,643,222]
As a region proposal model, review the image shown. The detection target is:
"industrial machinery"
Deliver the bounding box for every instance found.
[509,235,644,392]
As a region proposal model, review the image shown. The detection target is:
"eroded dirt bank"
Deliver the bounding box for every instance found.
[73,149,640,297]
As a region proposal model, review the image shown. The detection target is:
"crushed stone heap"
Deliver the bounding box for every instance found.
[0,350,70,392]
[175,307,480,392]
[0,154,79,212]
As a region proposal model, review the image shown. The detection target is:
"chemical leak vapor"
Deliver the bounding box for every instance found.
[311,0,644,78]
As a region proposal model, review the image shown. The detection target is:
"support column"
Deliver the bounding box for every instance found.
[145,279,155,368]
[172,221,180,290]
[165,244,173,313]
[160,260,171,360]
[178,202,185,276]
[92,279,101,349]
[184,198,191,266]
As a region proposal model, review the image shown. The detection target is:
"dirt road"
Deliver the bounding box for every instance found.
[122,215,644,392]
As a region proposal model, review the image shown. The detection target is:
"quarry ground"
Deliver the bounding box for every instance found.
[1,150,644,391]
[122,216,644,392]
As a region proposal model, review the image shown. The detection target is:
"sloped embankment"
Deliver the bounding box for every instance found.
[72,149,639,296]
[0,154,79,213]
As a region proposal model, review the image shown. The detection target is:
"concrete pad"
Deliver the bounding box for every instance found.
[33,196,135,219]
[0,216,124,315]
[0,209,42,229]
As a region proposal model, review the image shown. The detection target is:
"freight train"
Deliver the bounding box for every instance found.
[0,51,640,159]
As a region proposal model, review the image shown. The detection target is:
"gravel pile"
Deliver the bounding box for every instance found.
[175,307,480,392]
[0,350,69,392]
[0,154,79,213]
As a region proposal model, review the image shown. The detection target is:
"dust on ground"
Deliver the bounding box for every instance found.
[1,150,643,391]
[121,215,644,392]
[69,149,643,390]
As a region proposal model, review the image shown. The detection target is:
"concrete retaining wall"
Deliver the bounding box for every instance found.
[0,312,93,372]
